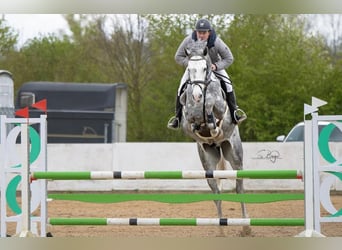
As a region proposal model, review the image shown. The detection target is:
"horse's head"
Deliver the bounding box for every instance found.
[179,46,214,131]
[183,41,212,104]
[185,42,211,85]
[180,40,229,137]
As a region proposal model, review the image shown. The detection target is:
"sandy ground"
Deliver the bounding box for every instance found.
[6,193,339,237]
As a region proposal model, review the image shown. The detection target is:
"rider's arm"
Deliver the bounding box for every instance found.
[213,37,234,71]
[175,36,192,67]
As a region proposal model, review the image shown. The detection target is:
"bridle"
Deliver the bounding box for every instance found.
[186,54,212,86]
[186,53,214,127]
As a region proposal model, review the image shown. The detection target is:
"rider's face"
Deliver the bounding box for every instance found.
[196,30,210,41]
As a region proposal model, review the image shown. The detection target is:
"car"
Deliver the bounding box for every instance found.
[276,121,342,142]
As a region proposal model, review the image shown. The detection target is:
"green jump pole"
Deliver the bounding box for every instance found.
[31,170,302,180]
[48,217,305,226]
[236,170,302,179]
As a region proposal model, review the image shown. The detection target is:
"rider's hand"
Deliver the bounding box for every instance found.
[211,64,217,71]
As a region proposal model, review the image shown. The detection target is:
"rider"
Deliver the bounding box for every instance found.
[167,18,246,130]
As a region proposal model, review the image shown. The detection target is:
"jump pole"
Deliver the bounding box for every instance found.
[18,122,32,237]
[48,217,305,227]
[31,169,303,180]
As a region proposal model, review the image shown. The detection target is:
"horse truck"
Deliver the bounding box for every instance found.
[15,81,127,143]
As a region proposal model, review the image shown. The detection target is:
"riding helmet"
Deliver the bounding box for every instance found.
[195,19,212,31]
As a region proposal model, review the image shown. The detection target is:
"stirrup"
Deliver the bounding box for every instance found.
[167,116,180,130]
[234,109,247,125]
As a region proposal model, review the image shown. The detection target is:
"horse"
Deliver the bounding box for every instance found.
[179,41,250,236]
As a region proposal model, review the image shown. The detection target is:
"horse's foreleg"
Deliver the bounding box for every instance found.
[197,143,222,217]
[222,139,252,236]
[236,178,248,219]
[236,178,252,236]
[206,179,222,218]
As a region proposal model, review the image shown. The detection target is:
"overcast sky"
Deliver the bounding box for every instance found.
[3,14,341,47]
[3,14,70,46]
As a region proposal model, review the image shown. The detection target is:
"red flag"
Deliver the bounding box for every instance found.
[31,99,47,112]
[15,107,29,118]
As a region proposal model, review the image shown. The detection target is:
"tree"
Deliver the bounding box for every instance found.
[143,14,195,141]
[109,15,154,141]
[1,14,339,142]
[304,14,342,62]
[0,18,18,66]
[144,14,234,141]
[3,34,88,94]
[225,14,332,141]
[64,14,154,141]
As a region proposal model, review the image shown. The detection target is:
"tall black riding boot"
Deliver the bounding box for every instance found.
[167,95,182,130]
[226,90,247,124]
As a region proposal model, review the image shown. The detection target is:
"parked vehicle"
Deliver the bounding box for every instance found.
[276,121,342,142]
[15,81,127,143]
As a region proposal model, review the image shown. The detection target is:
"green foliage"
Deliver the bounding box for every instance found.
[4,35,102,94]
[225,15,333,141]
[0,19,17,56]
[1,14,341,142]
[144,14,196,141]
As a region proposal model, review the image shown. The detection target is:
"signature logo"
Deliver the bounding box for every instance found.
[252,149,281,163]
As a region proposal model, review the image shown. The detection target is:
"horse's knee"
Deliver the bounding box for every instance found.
[207,179,220,193]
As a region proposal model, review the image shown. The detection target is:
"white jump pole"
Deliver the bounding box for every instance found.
[18,122,33,237]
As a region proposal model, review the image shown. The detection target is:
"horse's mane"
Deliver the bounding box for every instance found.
[187,40,212,74]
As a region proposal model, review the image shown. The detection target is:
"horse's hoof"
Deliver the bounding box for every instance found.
[240,226,252,237]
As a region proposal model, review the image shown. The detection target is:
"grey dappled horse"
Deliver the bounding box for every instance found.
[179,41,250,235]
